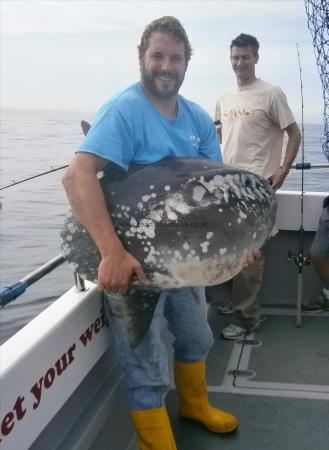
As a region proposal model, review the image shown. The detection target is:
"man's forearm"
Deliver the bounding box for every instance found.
[282,123,301,171]
[63,167,123,258]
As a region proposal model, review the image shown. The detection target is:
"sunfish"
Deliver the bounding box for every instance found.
[61,157,276,348]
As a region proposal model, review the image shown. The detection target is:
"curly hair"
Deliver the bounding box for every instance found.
[230,33,259,57]
[138,16,193,62]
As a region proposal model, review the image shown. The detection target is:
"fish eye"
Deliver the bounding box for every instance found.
[245,177,252,188]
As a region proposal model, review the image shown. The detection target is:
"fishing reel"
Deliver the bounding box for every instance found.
[287,251,311,268]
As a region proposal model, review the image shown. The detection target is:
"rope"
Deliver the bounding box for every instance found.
[305,0,329,161]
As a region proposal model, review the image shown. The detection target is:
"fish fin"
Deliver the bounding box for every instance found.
[269,224,279,238]
[81,120,91,136]
[124,287,161,349]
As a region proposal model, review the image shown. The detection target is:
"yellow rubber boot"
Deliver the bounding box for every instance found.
[174,360,238,433]
[130,406,177,450]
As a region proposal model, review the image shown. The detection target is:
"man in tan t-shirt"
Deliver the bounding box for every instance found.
[209,33,301,340]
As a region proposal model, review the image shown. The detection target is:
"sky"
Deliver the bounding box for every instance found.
[0,0,325,124]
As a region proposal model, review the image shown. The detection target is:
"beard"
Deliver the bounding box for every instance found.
[140,65,185,99]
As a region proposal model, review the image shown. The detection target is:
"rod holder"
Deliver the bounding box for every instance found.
[74,272,86,291]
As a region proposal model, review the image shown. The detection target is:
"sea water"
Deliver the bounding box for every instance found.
[0,108,328,344]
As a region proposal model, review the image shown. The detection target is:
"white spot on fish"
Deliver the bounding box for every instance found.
[138,202,143,210]
[199,174,225,192]
[62,244,71,256]
[139,219,156,238]
[193,186,206,202]
[149,209,163,222]
[142,195,151,202]
[130,217,138,226]
[67,222,78,233]
[183,242,190,250]
[206,232,214,239]
[164,185,171,191]
[144,246,156,264]
[167,211,178,221]
[165,194,192,217]
[200,241,209,253]
[220,248,227,256]
[174,250,182,260]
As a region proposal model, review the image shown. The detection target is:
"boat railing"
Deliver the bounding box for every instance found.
[291,163,329,169]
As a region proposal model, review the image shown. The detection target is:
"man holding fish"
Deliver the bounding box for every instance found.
[63,17,265,450]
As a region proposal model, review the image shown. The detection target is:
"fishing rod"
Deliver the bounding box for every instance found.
[0,254,66,308]
[0,164,69,191]
[0,121,91,192]
[288,43,311,327]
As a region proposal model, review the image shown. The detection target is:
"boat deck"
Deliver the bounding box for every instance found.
[166,305,329,450]
[84,304,329,450]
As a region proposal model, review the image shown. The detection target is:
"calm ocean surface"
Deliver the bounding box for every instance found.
[0,108,328,345]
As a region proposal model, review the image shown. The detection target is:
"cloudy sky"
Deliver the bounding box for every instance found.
[0,0,324,124]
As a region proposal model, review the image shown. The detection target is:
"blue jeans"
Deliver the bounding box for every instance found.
[106,287,214,410]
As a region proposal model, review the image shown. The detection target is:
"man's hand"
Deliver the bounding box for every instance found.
[268,122,301,191]
[268,166,289,191]
[98,248,149,294]
[243,248,263,268]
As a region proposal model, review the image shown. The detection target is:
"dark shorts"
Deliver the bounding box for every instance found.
[310,196,329,259]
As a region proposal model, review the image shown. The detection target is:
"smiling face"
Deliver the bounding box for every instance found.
[230,45,259,85]
[140,32,187,99]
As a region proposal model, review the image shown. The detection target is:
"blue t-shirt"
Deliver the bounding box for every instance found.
[79,82,222,170]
